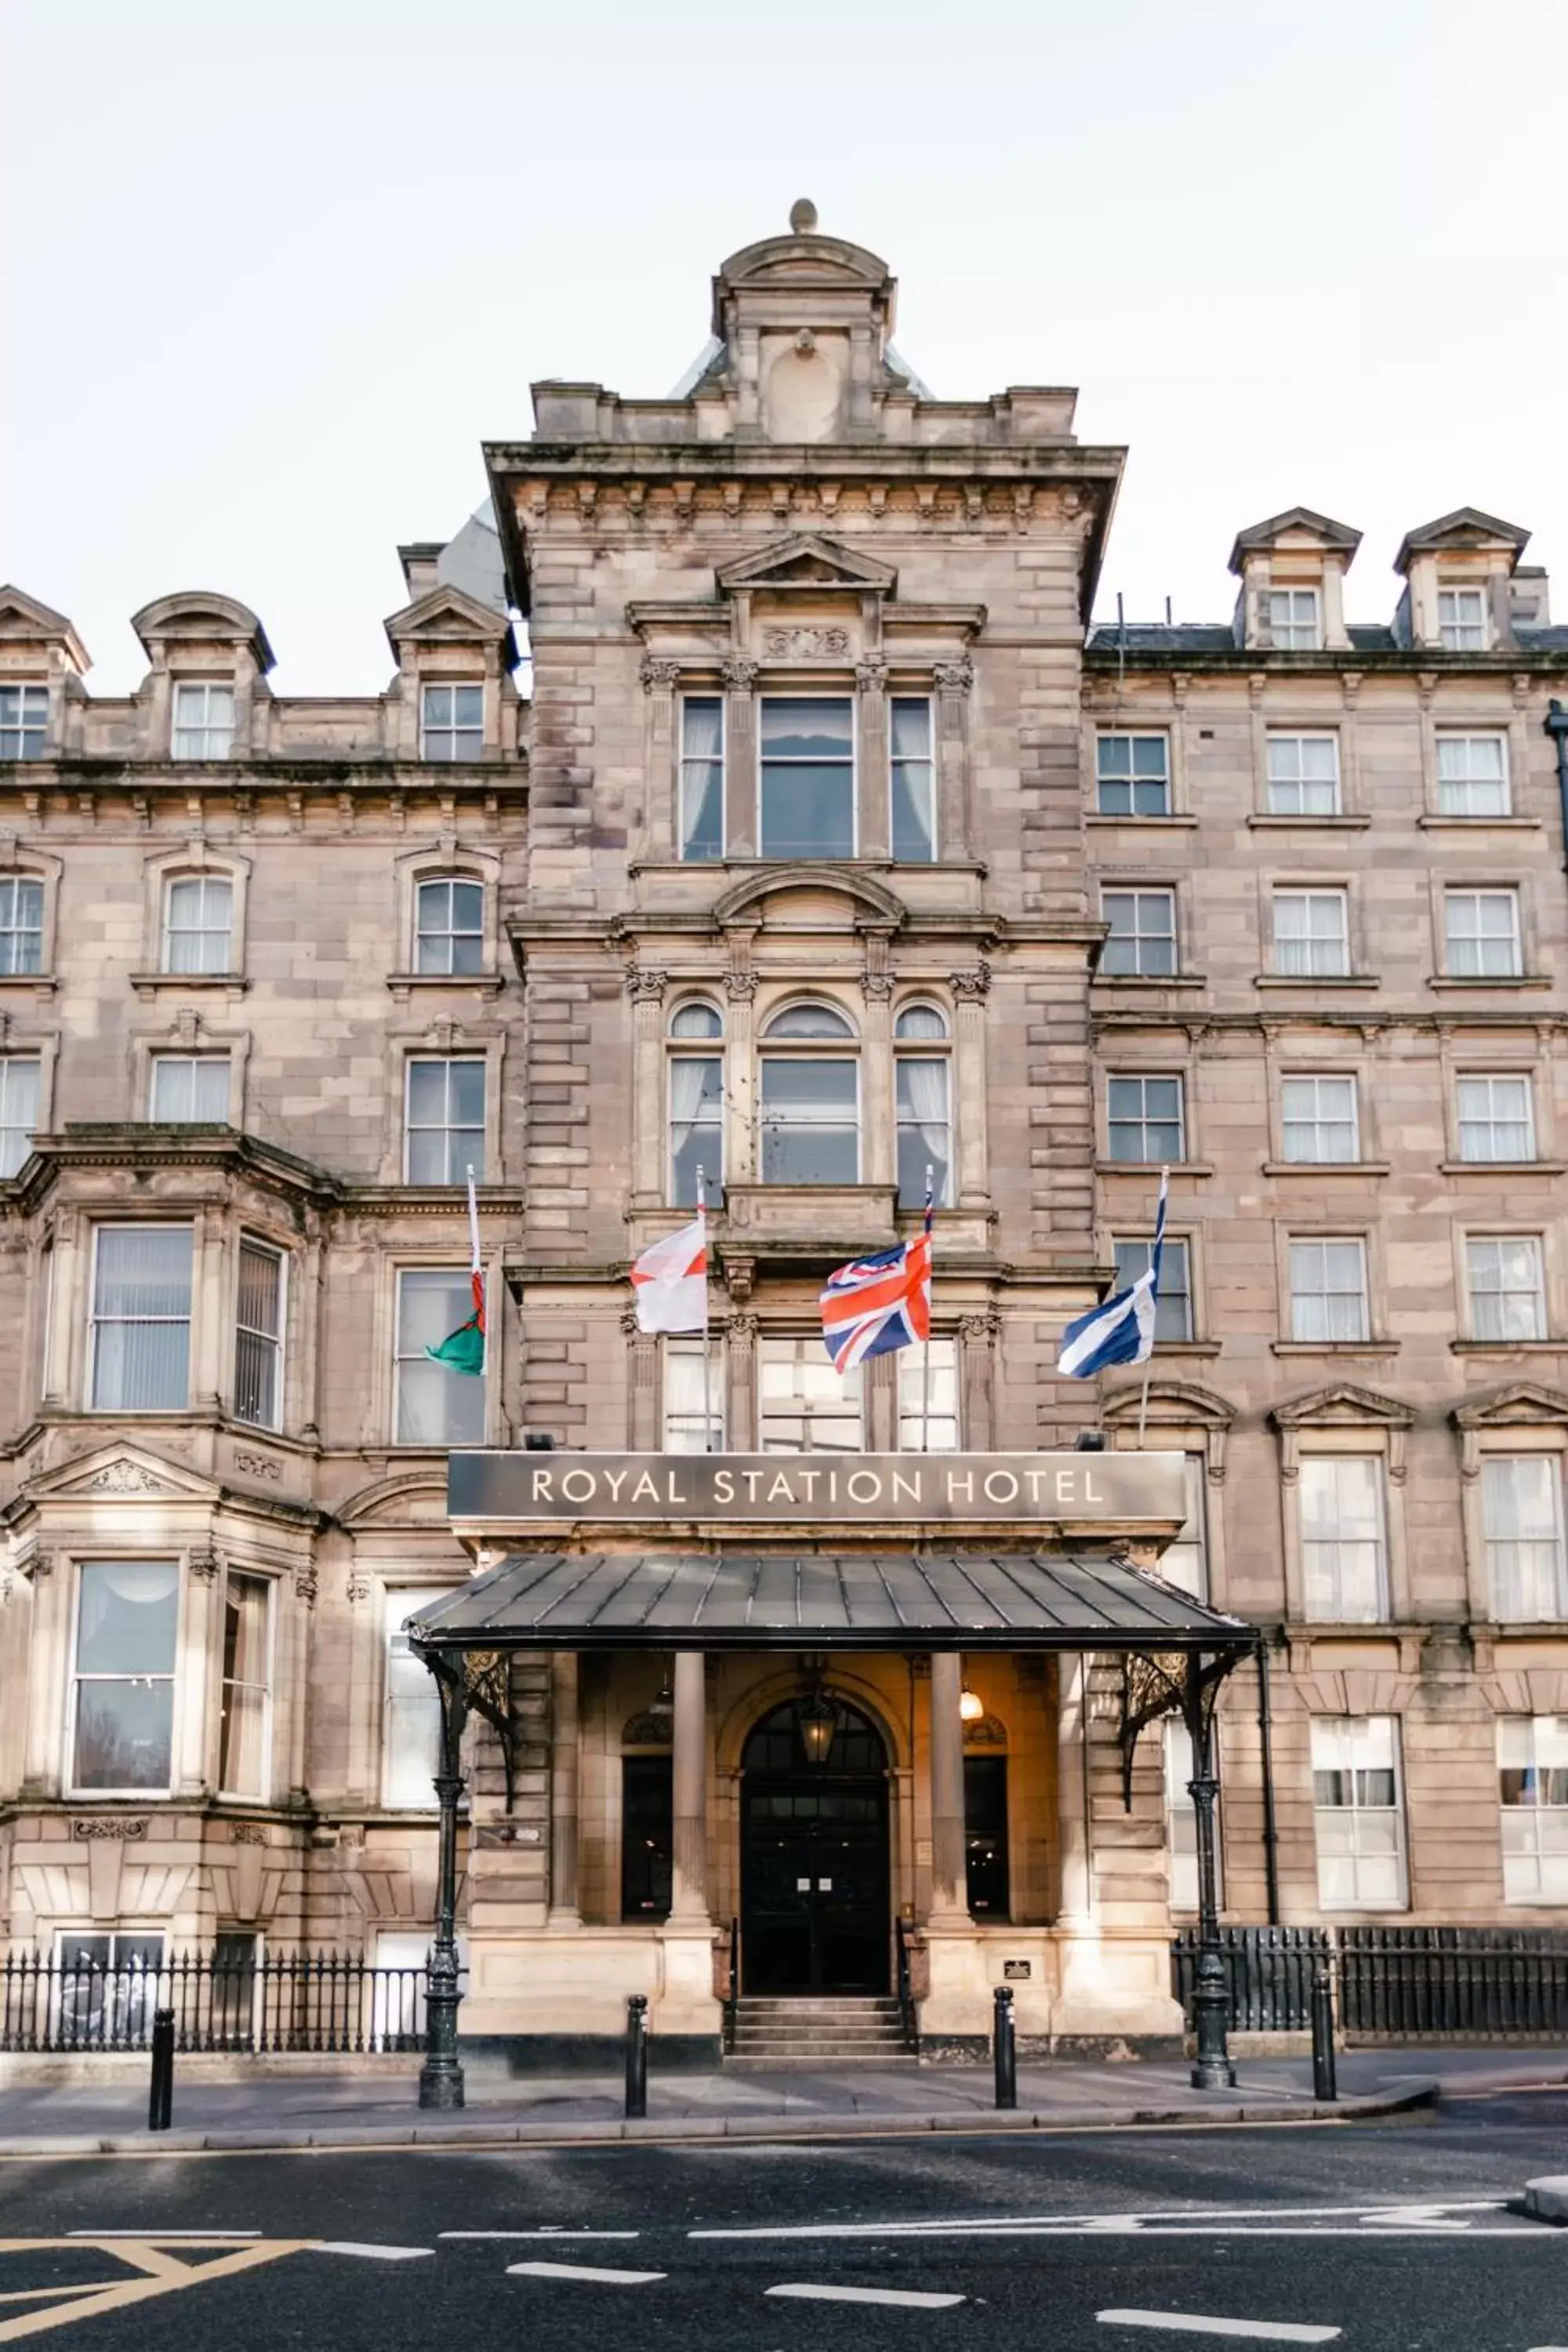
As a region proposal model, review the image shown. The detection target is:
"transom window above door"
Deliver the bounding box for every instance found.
[759,697,855,860]
[760,1003,859,1185]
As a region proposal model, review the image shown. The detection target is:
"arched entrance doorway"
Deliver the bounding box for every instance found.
[740,1694,891,1995]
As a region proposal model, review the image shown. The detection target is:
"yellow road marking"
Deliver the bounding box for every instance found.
[0,2239,314,2342]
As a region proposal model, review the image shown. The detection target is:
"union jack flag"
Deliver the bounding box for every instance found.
[820,1192,934,1375]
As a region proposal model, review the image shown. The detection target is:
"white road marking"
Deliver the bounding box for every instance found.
[692,2199,1506,2241]
[506,2260,666,2285]
[766,2284,967,2310]
[441,2230,641,2240]
[69,2229,261,2239]
[1098,2315,1340,2343]
[318,2243,434,2260]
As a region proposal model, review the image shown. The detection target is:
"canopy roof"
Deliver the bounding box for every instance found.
[408,1548,1251,1656]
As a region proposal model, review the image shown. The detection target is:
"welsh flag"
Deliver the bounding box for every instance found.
[426,1169,486,1375]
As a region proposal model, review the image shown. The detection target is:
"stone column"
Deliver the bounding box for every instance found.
[934,659,974,861]
[724,965,758,1185]
[857,658,889,861]
[640,658,680,862]
[722,659,759,859]
[928,1651,968,1926]
[726,1311,757,1450]
[624,1305,659,1450]
[669,1650,710,1926]
[626,966,666,1209]
[951,964,990,1207]
[548,1650,582,1927]
[862,964,895,1191]
[1054,1653,1094,1927]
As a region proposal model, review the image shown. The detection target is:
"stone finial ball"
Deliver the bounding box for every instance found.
[789,198,818,234]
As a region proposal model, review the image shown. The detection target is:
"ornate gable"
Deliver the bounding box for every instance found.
[24,1443,218,1507]
[1454,1381,1568,1432]
[714,534,898,598]
[383,581,517,658]
[1272,1383,1415,1484]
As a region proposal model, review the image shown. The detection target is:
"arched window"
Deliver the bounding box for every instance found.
[416,877,485,975]
[760,1002,858,1185]
[894,1004,951,1207]
[668,1000,724,1207]
[742,1695,887,1776]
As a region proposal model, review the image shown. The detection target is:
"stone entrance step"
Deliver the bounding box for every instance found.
[727,1993,914,2062]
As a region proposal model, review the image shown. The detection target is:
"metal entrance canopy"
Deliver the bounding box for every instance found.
[406,1545,1250,1654]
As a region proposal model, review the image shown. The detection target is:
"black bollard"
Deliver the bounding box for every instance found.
[1311,1956,1337,2102]
[147,2007,175,2132]
[993,1984,1017,2111]
[625,1993,648,2120]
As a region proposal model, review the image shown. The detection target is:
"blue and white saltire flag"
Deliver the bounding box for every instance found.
[1056,1168,1169,1378]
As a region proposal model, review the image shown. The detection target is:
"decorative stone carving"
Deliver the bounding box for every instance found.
[347,1570,372,1605]
[933,659,975,695]
[624,965,666,1003]
[187,1551,220,1583]
[861,968,896,1000]
[963,1711,1008,1748]
[760,626,851,660]
[230,1821,267,1846]
[723,968,759,1002]
[83,1460,172,1497]
[72,1817,148,1841]
[720,658,760,693]
[25,1549,53,1582]
[234,1448,283,1480]
[294,1563,318,1609]
[960,1310,1000,1343]
[621,1710,674,1748]
[950,964,991,1000]
[619,1303,641,1338]
[640,658,681,694]
[855,658,888,692]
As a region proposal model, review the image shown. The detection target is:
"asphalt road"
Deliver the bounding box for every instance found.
[5,2091,1568,2348]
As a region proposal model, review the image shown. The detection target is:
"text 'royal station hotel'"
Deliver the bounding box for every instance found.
[1,205,1566,2057]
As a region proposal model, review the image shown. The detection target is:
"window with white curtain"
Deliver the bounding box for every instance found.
[662,1336,724,1453]
[1456,1074,1536,1163]
[219,1573,271,1799]
[71,1560,180,1793]
[234,1239,285,1430]
[898,1336,958,1451]
[150,1055,230,1123]
[1267,734,1340,815]
[1265,588,1322,650]
[668,1001,724,1207]
[759,696,855,858]
[1438,735,1510,816]
[383,1587,452,1806]
[0,877,43,975]
[0,1056,39,1178]
[162,876,234,975]
[890,697,936,861]
[1289,1236,1368,1341]
[1445,888,1521,978]
[1438,587,1488,651]
[1312,1715,1407,1909]
[760,1004,858,1184]
[1498,1716,1568,1904]
[415,877,485,975]
[1163,1716,1221,1911]
[1299,1455,1387,1621]
[1281,1075,1359,1163]
[680,696,724,862]
[895,1004,951,1207]
[1466,1236,1546,1341]
[1483,1456,1568,1621]
[172,682,234,760]
[1272,889,1349,976]
[759,1336,862,1452]
[89,1227,192,1410]
[394,1269,485,1444]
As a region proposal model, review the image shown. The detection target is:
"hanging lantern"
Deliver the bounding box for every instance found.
[796,1686,838,1767]
[650,1659,673,1720]
[959,1686,985,1725]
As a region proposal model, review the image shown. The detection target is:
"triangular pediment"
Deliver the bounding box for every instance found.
[25,1443,219,1507]
[0,584,89,672]
[714,535,898,597]
[1396,507,1530,572]
[1228,507,1361,573]
[1272,1382,1414,1431]
[383,581,515,655]
[1454,1381,1568,1431]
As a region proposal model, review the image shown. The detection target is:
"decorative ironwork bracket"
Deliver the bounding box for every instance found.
[1116,1642,1252,1811]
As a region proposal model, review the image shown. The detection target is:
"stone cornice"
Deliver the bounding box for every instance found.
[1083,645,1568,680]
[4,1128,527,1220]
[507,905,1101,953]
[9,757,528,793]
[1091,1007,1568,1036]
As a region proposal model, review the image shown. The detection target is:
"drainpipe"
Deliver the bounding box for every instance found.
[1546,702,1568,868]
[1257,1639,1280,1927]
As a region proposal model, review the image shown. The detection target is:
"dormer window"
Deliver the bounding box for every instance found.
[1438,587,1488,652]
[1266,589,1321,651]
[421,683,483,762]
[172,682,234,760]
[760,696,854,858]
[0,685,48,759]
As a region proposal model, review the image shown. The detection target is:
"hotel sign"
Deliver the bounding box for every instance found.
[448,1450,1186,1528]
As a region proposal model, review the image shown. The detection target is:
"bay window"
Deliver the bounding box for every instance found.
[219,1573,271,1798]
[394,1269,485,1444]
[89,1226,192,1410]
[234,1238,285,1429]
[759,696,854,859]
[71,1560,179,1793]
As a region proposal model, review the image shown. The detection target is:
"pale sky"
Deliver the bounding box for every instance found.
[5,0,1564,695]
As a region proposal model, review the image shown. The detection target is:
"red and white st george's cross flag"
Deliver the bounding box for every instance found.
[630,1209,709,1335]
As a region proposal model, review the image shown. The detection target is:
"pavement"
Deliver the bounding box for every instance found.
[5,2085,1568,2348]
[0,2043,1540,2154]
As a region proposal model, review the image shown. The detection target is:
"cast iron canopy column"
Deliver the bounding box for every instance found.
[417,1662,469,2111]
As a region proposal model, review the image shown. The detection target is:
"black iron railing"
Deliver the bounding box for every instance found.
[1173,1923,1568,2040]
[0,1951,454,2055]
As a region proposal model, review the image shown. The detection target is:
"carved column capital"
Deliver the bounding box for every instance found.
[933,659,975,695]
[723,967,759,1002]
[720,658,760,693]
[187,1551,221,1584]
[641,658,681,694]
[293,1563,319,1610]
[855,657,888,693]
[726,1310,760,1345]
[625,964,667,1004]
[949,964,991,1001]
[862,967,896,1001]
[960,1309,1000,1343]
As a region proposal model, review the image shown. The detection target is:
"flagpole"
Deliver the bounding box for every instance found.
[921,1163,935,1454]
[696,1165,715,1453]
[1135,1163,1168,1448]
[466,1163,485,1377]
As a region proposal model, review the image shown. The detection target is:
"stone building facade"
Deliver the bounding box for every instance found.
[1,207,1566,2052]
